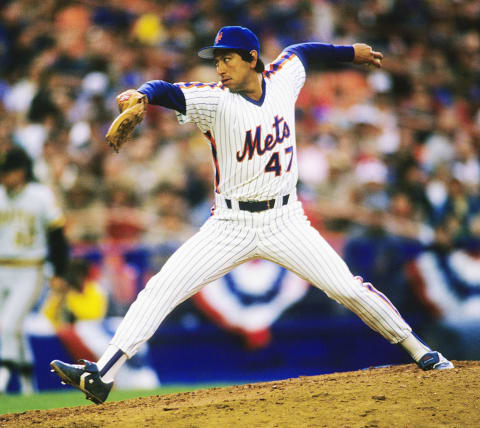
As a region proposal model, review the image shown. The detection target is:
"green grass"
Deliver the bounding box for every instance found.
[0,384,226,415]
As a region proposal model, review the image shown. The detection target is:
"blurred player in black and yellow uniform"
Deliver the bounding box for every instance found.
[0,146,69,394]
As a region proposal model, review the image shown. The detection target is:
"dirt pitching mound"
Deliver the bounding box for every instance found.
[1,361,479,428]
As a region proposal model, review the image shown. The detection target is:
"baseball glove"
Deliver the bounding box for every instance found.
[105,90,147,153]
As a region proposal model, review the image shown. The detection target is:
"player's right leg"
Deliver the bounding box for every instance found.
[50,216,258,403]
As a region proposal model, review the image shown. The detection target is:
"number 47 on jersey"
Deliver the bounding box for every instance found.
[265,146,294,176]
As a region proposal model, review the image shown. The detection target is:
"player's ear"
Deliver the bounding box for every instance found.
[249,50,258,70]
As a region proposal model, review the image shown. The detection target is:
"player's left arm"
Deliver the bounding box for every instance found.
[42,187,70,286]
[48,225,70,287]
[284,42,382,71]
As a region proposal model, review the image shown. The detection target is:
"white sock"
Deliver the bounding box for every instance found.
[19,374,35,395]
[0,367,11,392]
[97,345,128,384]
[399,333,431,362]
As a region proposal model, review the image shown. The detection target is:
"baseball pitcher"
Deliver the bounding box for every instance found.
[51,26,453,404]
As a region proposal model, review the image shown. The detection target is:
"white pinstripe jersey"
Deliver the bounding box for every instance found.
[176,52,306,200]
[0,183,64,260]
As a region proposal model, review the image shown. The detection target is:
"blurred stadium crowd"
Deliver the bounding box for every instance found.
[1,0,480,354]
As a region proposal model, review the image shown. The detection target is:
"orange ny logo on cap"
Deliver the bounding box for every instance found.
[215,31,223,44]
[118,94,131,102]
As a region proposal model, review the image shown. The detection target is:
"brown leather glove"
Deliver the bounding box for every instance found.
[105,90,147,153]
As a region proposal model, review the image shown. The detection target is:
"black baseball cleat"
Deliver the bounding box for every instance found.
[417,352,454,371]
[50,359,113,404]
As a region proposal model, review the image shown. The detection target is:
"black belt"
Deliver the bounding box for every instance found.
[225,195,290,213]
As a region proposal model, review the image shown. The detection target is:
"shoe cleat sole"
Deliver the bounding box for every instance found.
[50,361,103,404]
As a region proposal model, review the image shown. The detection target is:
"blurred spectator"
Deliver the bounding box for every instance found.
[63,176,106,245]
[144,182,195,245]
[104,185,147,245]
[407,217,480,360]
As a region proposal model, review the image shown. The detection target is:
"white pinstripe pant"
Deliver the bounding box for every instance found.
[111,197,411,357]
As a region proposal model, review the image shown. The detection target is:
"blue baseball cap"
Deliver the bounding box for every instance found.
[198,26,260,59]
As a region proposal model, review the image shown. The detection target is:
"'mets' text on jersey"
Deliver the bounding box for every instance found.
[176,52,305,200]
[236,115,290,162]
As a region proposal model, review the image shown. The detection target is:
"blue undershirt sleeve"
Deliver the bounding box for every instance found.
[137,80,186,115]
[284,43,354,72]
